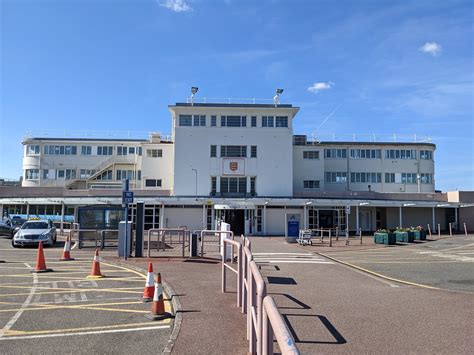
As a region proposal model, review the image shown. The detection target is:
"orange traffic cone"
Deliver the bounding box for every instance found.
[142,262,155,302]
[87,249,104,279]
[32,242,53,273]
[60,236,74,261]
[145,273,172,321]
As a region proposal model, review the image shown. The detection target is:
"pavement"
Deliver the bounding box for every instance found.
[0,238,173,354]
[249,236,474,354]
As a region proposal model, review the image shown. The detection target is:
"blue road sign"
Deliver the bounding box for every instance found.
[122,191,134,205]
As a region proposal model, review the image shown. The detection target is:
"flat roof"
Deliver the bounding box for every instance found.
[23,137,149,142]
[299,141,436,147]
[170,102,296,108]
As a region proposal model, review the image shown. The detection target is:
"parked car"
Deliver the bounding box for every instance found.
[12,219,57,247]
[0,217,26,238]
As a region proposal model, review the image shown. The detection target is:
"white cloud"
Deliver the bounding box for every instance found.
[159,0,192,12]
[419,42,442,56]
[307,82,334,93]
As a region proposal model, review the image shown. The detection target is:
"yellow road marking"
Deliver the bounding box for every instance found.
[319,252,440,290]
[2,321,170,336]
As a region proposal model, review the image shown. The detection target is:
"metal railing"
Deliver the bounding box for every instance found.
[221,235,299,355]
[100,229,119,250]
[200,230,234,258]
[146,228,189,258]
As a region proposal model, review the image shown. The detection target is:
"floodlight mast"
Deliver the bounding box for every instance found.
[273,88,284,106]
[190,87,199,106]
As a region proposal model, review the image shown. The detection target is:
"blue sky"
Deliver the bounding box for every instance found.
[0,0,473,190]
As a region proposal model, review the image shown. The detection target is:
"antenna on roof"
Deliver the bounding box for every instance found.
[190,87,199,106]
[273,88,284,106]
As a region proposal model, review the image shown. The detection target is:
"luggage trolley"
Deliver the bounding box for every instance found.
[298,229,313,246]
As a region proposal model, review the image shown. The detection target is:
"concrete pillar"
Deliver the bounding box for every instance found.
[160,204,165,229]
[0,204,3,218]
[399,206,403,228]
[60,202,65,234]
[202,204,206,230]
[26,203,30,219]
[263,205,267,236]
[356,205,360,232]
[303,205,307,229]
[432,207,436,232]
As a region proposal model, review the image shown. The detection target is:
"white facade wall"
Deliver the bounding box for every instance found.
[170,104,298,197]
[140,143,174,191]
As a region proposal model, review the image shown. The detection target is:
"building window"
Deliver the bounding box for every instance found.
[210,145,217,157]
[303,151,319,159]
[220,177,247,195]
[211,177,217,196]
[221,116,246,127]
[179,115,192,126]
[206,205,213,230]
[57,170,65,179]
[211,116,217,127]
[325,149,347,159]
[325,172,347,183]
[97,146,113,155]
[25,169,39,180]
[256,206,263,232]
[80,169,96,179]
[117,146,128,155]
[193,115,206,126]
[251,116,257,127]
[275,116,288,127]
[401,173,418,184]
[351,172,382,183]
[262,116,274,127]
[81,146,92,155]
[65,169,76,180]
[145,179,162,187]
[304,180,320,189]
[251,146,257,158]
[420,173,433,184]
[94,170,113,180]
[43,169,49,180]
[250,177,256,196]
[44,145,77,155]
[129,147,135,154]
[420,150,433,160]
[26,145,40,155]
[385,149,417,160]
[308,208,318,229]
[385,173,395,183]
[116,170,137,180]
[350,149,381,159]
[220,145,247,157]
[146,149,162,158]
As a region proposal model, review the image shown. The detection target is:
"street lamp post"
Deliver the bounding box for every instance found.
[191,168,198,200]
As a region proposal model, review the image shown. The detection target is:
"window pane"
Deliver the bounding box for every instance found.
[179,115,192,126]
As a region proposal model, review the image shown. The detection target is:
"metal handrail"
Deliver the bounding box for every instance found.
[262,296,300,355]
[99,229,119,250]
[248,260,267,355]
[222,239,242,308]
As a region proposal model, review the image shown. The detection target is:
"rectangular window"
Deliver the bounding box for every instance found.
[421,173,433,184]
[220,177,247,195]
[250,177,256,196]
[385,173,395,183]
[129,147,135,154]
[325,149,347,159]
[193,115,206,126]
[43,169,49,180]
[145,179,162,187]
[220,145,247,157]
[210,145,217,157]
[325,172,347,183]
[26,145,40,155]
[385,149,417,160]
[303,180,320,189]
[211,177,217,195]
[25,169,39,180]
[303,151,319,159]
[251,146,257,158]
[57,170,65,179]
[146,149,163,158]
[97,146,113,156]
[65,169,76,180]
[221,116,246,127]
[251,116,257,127]
[81,146,92,155]
[117,146,128,155]
[211,116,217,127]
[420,150,432,160]
[179,115,192,126]
[275,116,288,127]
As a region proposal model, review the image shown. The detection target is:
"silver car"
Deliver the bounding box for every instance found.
[12,220,57,247]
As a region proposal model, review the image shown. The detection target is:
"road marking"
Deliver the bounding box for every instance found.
[318,253,440,290]
[0,263,37,338]
[0,325,170,340]
[0,287,143,298]
[255,260,334,264]
[252,252,313,256]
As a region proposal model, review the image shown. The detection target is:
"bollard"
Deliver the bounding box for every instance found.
[427,224,432,238]
[329,229,332,247]
[359,228,362,244]
[438,224,441,238]
[449,223,452,237]
[464,223,468,237]
[345,230,349,246]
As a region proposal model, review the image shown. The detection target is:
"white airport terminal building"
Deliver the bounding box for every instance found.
[1,92,472,235]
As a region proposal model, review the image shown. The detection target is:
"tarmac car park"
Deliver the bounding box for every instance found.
[11,219,57,247]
